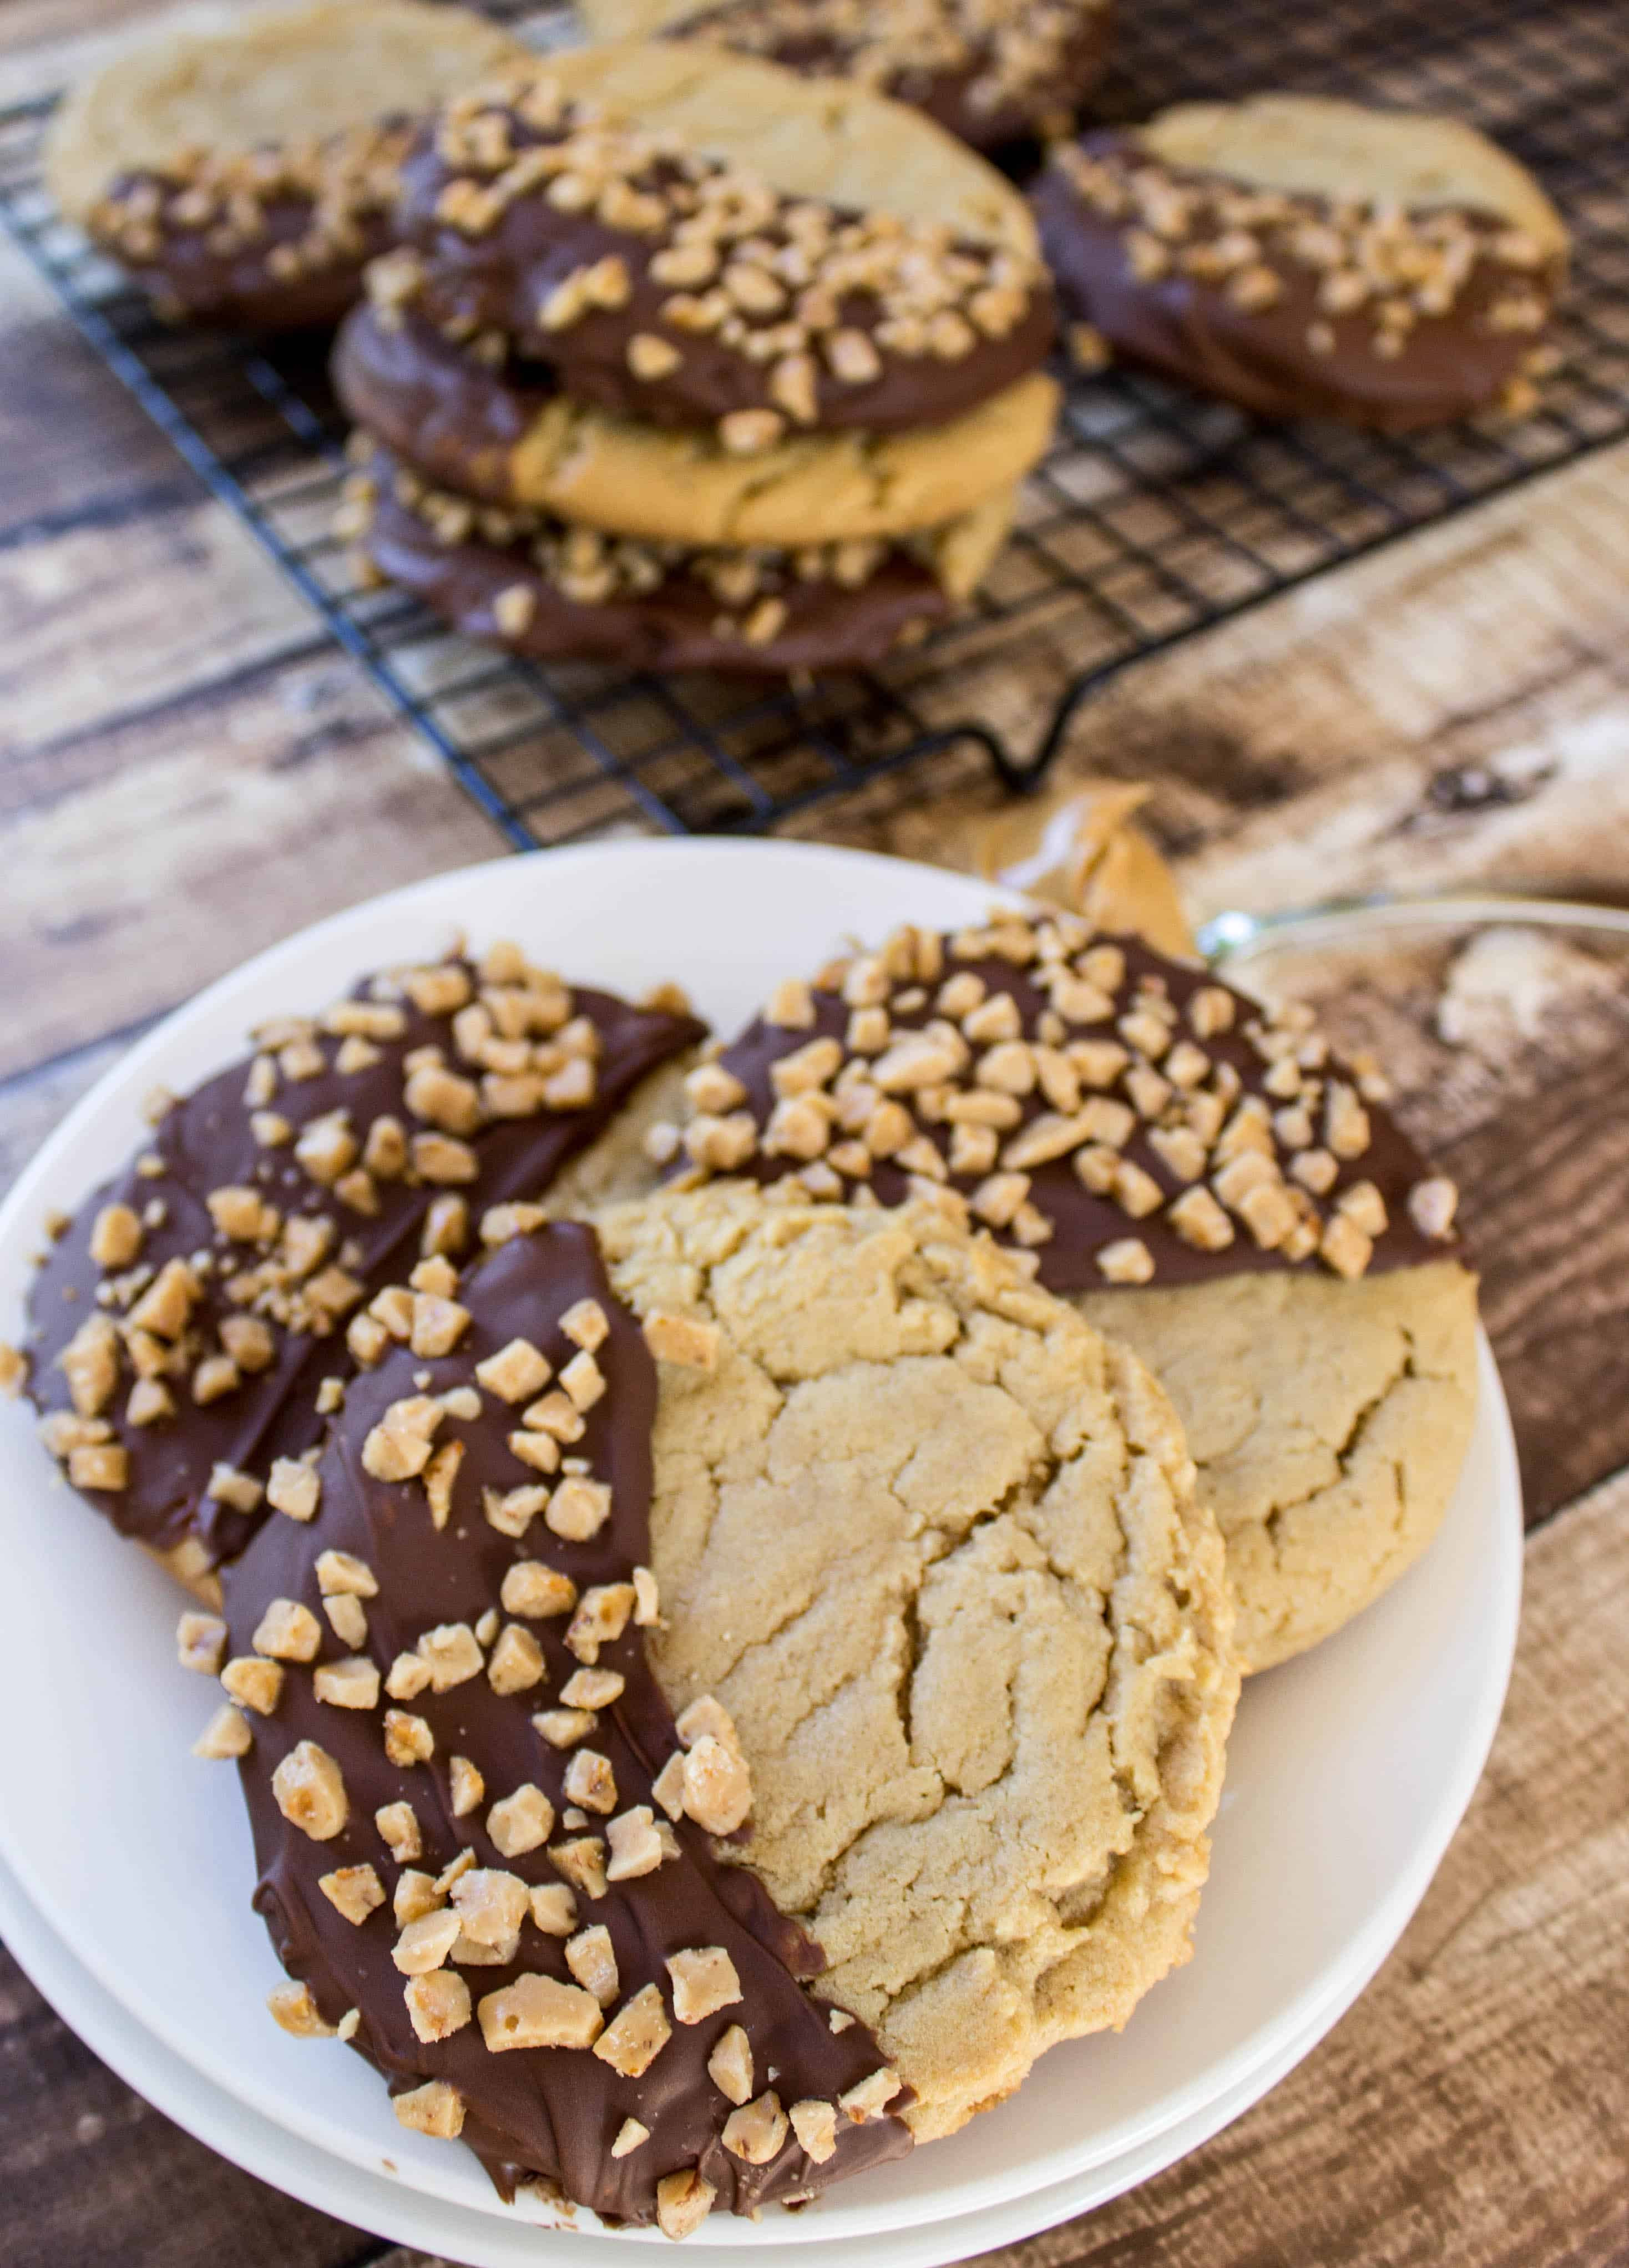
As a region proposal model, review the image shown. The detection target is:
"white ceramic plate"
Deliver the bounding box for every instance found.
[0,1837,1416,2268]
[0,841,1522,2251]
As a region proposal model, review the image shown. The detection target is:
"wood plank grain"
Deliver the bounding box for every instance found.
[0,480,325,766]
[0,644,499,1080]
[0,251,191,534]
[0,1952,366,2268]
[817,449,1629,917]
[1444,1040,1629,1524]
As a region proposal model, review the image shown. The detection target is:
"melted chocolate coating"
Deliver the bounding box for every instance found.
[1034,133,1557,432]
[395,119,1054,434]
[662,0,1114,154]
[333,302,553,505]
[224,1223,912,2223]
[24,960,703,1565]
[96,170,397,331]
[706,928,1456,1294]
[358,442,949,674]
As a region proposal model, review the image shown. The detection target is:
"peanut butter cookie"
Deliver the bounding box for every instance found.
[1034,94,1566,429]
[47,1,529,330]
[599,1185,1238,2138]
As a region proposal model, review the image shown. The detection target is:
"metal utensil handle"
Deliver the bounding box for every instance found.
[1197,890,1629,968]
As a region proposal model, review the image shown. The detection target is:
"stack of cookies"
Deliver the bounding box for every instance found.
[332,43,1061,673]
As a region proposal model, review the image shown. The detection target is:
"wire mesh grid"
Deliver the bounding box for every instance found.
[3,0,1627,845]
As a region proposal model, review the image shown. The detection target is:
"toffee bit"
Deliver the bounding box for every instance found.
[393,2079,465,2138]
[656,2169,717,2241]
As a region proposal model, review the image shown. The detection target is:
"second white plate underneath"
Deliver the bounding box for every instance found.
[0,1836,1409,2268]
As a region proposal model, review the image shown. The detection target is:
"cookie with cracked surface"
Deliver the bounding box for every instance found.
[579,0,1114,155]
[647,907,1479,1670]
[335,298,1058,546]
[46,1,529,331]
[342,440,1013,673]
[1074,1262,1478,1673]
[597,1184,1238,2138]
[1034,95,1566,431]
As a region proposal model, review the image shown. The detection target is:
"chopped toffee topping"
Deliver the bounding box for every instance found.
[389,69,1053,443]
[23,944,702,1567]
[656,912,1461,1293]
[1035,132,1561,428]
[217,1221,909,2226]
[87,120,419,327]
[337,438,950,671]
[656,0,1112,152]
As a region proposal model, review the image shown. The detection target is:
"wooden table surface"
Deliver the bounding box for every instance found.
[6,6,1629,2265]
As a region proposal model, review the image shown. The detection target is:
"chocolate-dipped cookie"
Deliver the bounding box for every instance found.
[580,0,1114,155]
[647,909,1479,1670]
[197,1187,1233,2216]
[335,296,1059,548]
[45,1,528,332]
[210,1217,913,2228]
[393,49,1053,444]
[343,441,977,673]
[1034,95,1567,430]
[19,943,702,1581]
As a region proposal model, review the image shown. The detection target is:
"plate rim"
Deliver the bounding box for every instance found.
[0,1835,1423,2268]
[0,838,1523,2245]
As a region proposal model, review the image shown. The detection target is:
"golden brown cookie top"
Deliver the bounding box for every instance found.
[1136,94,1566,256]
[598,1185,1238,2140]
[46,1,530,220]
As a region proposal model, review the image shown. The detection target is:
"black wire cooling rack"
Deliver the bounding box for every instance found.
[4,0,1628,845]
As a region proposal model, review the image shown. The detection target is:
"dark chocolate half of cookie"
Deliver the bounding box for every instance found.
[218,1219,911,2226]
[333,300,553,504]
[667,911,1463,1295]
[392,87,1053,440]
[659,0,1113,154]
[87,123,413,332]
[23,947,704,1570]
[347,441,949,672]
[1033,131,1561,431]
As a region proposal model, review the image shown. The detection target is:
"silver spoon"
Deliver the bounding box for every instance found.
[1195,888,1629,969]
